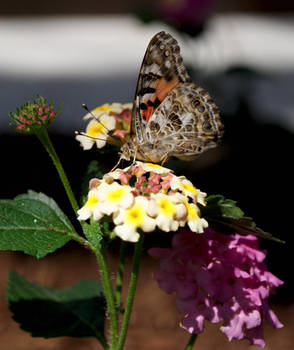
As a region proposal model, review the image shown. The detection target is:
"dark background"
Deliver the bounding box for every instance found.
[1,1,294,349]
[0,0,294,14]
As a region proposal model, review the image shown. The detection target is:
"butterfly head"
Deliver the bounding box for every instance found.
[120,138,169,164]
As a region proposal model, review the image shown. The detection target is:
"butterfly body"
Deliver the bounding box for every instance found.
[120,31,224,164]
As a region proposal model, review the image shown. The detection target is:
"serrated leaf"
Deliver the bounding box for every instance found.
[6,271,107,343]
[202,194,285,243]
[82,221,103,251]
[0,190,76,258]
[203,195,245,218]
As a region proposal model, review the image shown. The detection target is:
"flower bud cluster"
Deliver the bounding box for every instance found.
[76,102,132,150]
[77,161,208,242]
[9,95,57,133]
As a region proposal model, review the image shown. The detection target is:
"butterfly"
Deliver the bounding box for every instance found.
[119,31,224,165]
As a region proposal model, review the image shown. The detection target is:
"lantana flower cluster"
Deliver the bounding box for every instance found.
[9,95,57,133]
[76,102,132,150]
[77,161,208,242]
[149,228,284,348]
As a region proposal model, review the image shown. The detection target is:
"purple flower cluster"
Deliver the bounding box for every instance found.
[149,228,283,347]
[157,0,216,27]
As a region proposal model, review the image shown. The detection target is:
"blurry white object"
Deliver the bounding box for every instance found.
[0,14,293,133]
[0,14,294,77]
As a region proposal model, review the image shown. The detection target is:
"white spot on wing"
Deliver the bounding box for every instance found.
[165,60,171,68]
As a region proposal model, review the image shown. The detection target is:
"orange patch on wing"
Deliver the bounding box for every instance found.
[141,77,179,122]
[142,106,154,122]
[156,77,179,101]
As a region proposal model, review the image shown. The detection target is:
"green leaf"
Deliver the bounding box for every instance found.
[202,194,285,243]
[202,195,245,218]
[82,221,104,251]
[6,271,107,344]
[0,190,76,258]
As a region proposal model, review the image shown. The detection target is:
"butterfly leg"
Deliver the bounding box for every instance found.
[160,154,169,166]
[130,146,139,167]
[110,153,124,172]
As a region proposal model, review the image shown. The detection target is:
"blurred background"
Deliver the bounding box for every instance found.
[1,1,294,349]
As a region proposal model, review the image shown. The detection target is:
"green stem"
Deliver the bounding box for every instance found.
[115,241,127,309]
[94,247,118,349]
[36,129,79,214]
[185,334,198,350]
[117,234,144,350]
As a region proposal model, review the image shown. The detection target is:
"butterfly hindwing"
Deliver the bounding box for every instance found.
[144,83,223,160]
[131,31,192,142]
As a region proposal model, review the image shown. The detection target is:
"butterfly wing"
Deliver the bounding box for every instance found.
[144,83,224,160]
[131,31,192,143]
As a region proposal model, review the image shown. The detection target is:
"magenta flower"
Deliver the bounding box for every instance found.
[149,228,283,347]
[157,0,216,30]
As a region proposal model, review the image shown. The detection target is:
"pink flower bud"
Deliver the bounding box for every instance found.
[151,184,161,193]
[131,165,145,177]
[137,176,147,185]
[118,172,131,185]
[89,178,100,189]
[149,172,161,185]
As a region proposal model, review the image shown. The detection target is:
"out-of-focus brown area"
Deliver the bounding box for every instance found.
[0,0,293,14]
[0,243,293,350]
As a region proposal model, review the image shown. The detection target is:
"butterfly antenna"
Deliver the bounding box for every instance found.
[82,104,119,142]
[82,104,112,132]
[74,130,112,143]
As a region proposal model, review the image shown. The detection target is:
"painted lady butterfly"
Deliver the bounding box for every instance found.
[120,31,224,164]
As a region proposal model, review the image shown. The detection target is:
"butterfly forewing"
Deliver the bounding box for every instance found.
[131,31,192,142]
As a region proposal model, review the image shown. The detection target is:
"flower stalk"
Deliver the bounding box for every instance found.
[35,128,79,214]
[94,246,119,350]
[115,241,127,309]
[117,233,144,350]
[185,334,198,350]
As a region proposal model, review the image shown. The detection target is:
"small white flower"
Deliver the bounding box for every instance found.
[113,197,156,242]
[148,193,187,232]
[83,103,129,120]
[97,182,134,216]
[132,161,172,175]
[183,202,208,233]
[77,189,103,221]
[76,114,116,150]
[170,176,206,205]
[103,168,124,181]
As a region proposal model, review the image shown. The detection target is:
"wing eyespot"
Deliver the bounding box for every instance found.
[193,99,200,107]
[203,121,212,131]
